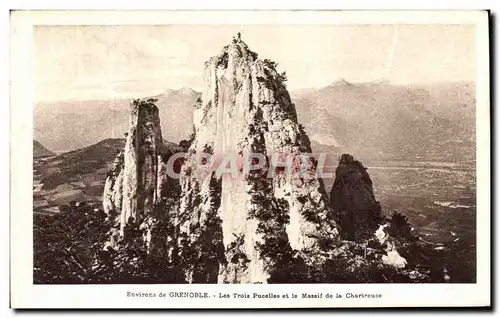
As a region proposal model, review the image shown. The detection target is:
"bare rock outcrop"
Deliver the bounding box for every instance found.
[330,154,382,241]
[179,36,338,283]
[103,98,170,232]
[103,150,125,215]
[328,154,423,273]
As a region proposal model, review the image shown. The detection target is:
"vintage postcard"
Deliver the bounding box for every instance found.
[10,10,490,308]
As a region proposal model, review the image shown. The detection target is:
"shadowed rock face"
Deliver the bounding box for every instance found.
[103,99,170,232]
[330,154,382,241]
[179,36,337,283]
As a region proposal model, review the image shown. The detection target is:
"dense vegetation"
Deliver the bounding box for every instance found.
[33,198,474,284]
[34,201,185,284]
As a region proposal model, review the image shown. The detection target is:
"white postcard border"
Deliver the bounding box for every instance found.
[10,10,491,308]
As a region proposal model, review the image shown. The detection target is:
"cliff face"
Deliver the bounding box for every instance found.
[99,36,435,284]
[103,150,125,216]
[330,154,382,241]
[179,37,337,283]
[103,99,169,231]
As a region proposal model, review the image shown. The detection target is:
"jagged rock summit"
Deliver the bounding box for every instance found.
[179,35,338,283]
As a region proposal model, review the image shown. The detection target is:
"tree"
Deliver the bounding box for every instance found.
[278,71,288,84]
[34,201,187,284]
[33,202,115,283]
[246,178,300,282]
[263,59,278,70]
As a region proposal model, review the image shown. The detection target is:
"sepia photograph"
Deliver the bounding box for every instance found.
[10,10,490,308]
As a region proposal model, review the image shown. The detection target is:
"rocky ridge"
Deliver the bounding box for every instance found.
[102,35,441,284]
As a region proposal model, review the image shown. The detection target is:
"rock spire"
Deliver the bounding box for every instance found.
[103,98,169,232]
[179,35,338,283]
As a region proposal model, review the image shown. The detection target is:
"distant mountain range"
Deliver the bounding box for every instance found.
[292,80,476,163]
[33,140,55,158]
[35,88,199,153]
[35,81,475,162]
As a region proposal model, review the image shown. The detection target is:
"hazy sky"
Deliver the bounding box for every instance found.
[34,24,476,102]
